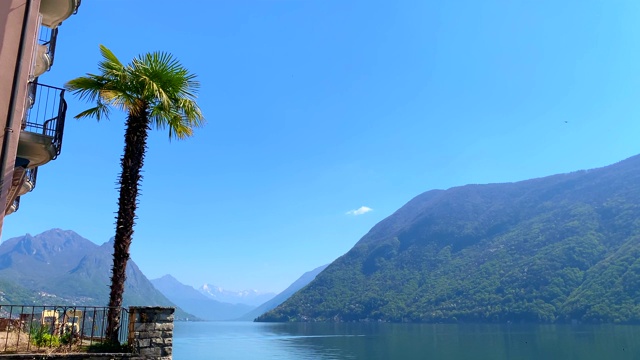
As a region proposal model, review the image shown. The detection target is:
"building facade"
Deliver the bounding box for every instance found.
[0,0,80,237]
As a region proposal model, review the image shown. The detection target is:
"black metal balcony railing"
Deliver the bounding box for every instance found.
[9,197,20,214]
[25,167,37,191]
[38,25,58,68]
[24,82,67,159]
[74,0,82,15]
[0,305,130,353]
[26,77,37,109]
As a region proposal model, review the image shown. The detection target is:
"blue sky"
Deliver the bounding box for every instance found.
[3,0,640,293]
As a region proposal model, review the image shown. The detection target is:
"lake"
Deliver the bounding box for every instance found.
[173,321,640,359]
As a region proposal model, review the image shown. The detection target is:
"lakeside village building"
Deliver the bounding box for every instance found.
[0,0,80,237]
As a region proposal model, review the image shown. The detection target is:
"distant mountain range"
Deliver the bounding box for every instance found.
[150,275,253,320]
[198,284,275,306]
[0,229,192,319]
[151,264,328,321]
[258,155,640,324]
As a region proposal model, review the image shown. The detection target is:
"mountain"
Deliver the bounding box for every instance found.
[199,284,275,306]
[238,264,329,321]
[151,275,253,320]
[257,155,640,324]
[0,229,193,319]
[0,230,95,290]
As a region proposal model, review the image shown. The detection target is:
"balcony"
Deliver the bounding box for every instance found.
[40,0,81,29]
[4,166,36,216]
[18,167,38,196]
[6,197,19,216]
[17,82,66,168]
[33,26,58,78]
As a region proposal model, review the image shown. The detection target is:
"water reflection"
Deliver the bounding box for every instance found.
[173,322,640,360]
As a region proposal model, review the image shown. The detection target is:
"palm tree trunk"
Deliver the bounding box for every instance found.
[106,106,150,343]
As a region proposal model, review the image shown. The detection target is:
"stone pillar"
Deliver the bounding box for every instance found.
[128,306,174,360]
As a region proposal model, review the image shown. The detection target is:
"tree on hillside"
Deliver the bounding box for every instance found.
[66,45,204,343]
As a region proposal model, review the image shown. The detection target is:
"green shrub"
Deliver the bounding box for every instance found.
[29,324,60,347]
[60,330,77,345]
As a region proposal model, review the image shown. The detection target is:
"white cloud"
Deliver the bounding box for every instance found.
[346,206,373,216]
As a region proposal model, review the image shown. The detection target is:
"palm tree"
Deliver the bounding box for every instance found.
[66,45,204,343]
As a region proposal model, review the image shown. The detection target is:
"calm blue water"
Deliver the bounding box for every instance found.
[173,321,640,359]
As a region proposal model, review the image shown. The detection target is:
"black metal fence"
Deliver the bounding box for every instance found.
[24,82,67,159]
[0,305,129,353]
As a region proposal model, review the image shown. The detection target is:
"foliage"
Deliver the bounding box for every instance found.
[29,324,60,347]
[257,156,640,324]
[59,326,81,346]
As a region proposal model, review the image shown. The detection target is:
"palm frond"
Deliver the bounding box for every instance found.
[73,101,111,121]
[65,75,108,102]
[175,98,205,128]
[149,97,204,140]
[97,45,127,80]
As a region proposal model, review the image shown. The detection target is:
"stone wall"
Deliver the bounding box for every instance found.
[127,307,174,360]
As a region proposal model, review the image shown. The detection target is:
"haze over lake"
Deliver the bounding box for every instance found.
[173,322,640,360]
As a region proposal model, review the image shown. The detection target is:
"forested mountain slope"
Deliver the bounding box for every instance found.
[239,264,328,321]
[258,155,640,323]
